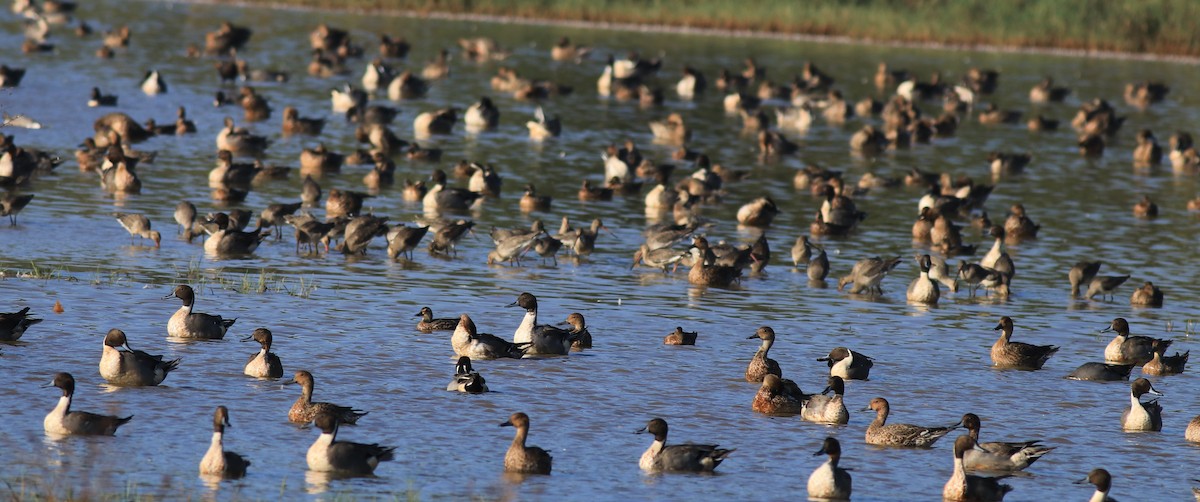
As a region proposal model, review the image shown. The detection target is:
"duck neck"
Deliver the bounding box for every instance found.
[872,407,888,427]
[757,338,773,357]
[299,383,313,404]
[826,453,840,469]
[314,431,335,448]
[511,425,528,449]
[52,395,71,417]
[209,431,225,451]
[1130,392,1143,409]
[1089,489,1108,502]
[514,310,537,344]
[989,237,1002,255]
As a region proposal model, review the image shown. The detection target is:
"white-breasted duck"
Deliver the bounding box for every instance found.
[807,437,851,501]
[943,436,1013,501]
[99,328,179,386]
[1120,378,1163,432]
[452,314,527,360]
[906,254,941,305]
[288,370,367,425]
[1102,318,1169,365]
[509,293,578,356]
[818,347,873,380]
[44,372,132,436]
[637,418,733,473]
[166,285,235,339]
[801,376,849,425]
[200,406,250,478]
[959,413,1052,473]
[307,412,394,475]
[243,328,283,379]
[1075,468,1117,502]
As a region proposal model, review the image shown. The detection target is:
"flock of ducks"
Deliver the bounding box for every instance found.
[3,0,1200,499]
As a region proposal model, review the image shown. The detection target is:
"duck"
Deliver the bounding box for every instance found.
[87,87,117,107]
[452,314,527,360]
[1003,204,1039,240]
[166,285,236,339]
[991,316,1058,370]
[943,436,1014,501]
[1133,129,1164,166]
[1130,281,1164,307]
[801,376,849,425]
[752,374,809,416]
[664,327,697,345]
[1134,195,1159,218]
[0,307,41,341]
[44,372,132,436]
[906,254,941,305]
[140,70,166,95]
[817,347,873,380]
[959,413,1053,472]
[377,34,410,59]
[447,356,488,393]
[1142,340,1188,376]
[1067,261,1103,298]
[243,328,283,379]
[237,86,272,122]
[0,64,26,88]
[386,70,427,100]
[1103,318,1169,365]
[745,326,783,382]
[307,413,394,475]
[415,307,457,333]
[865,397,959,447]
[424,170,482,212]
[509,293,577,356]
[289,370,367,425]
[203,213,268,256]
[413,107,457,137]
[526,106,561,140]
[1067,362,1135,382]
[807,438,852,501]
[736,196,779,227]
[648,113,690,144]
[422,49,451,79]
[676,66,706,99]
[838,256,902,296]
[518,183,552,212]
[1075,468,1118,502]
[99,328,179,386]
[578,179,613,201]
[687,237,742,287]
[1029,76,1069,103]
[500,412,552,474]
[980,226,1016,278]
[325,188,371,219]
[199,406,250,478]
[1026,114,1059,131]
[1121,378,1164,431]
[551,36,590,62]
[637,418,733,473]
[563,313,592,351]
[464,96,500,132]
[216,117,269,157]
[282,106,326,136]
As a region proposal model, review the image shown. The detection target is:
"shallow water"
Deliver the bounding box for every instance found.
[2,0,1200,499]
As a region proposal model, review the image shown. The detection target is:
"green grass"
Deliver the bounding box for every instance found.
[221,0,1200,57]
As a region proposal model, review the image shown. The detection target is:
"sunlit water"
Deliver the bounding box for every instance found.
[1,0,1199,499]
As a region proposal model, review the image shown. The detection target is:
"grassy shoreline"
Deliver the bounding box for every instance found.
[198,0,1200,58]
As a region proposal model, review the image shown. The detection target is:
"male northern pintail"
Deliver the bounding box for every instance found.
[736,196,779,227]
[563,313,592,351]
[1133,129,1163,166]
[525,106,561,140]
[751,374,810,416]
[100,328,179,386]
[648,113,689,144]
[1121,378,1163,431]
[943,436,1013,501]
[447,356,488,393]
[1103,318,1169,365]
[801,376,849,425]
[87,87,117,107]
[416,307,457,333]
[745,326,782,382]
[140,70,166,96]
[452,314,528,360]
[637,418,733,473]
[1067,362,1134,381]
[664,327,697,345]
[1029,76,1069,103]
[243,328,283,379]
[288,370,367,425]
[991,316,1058,370]
[216,117,269,157]
[200,406,250,479]
[464,96,500,132]
[414,107,457,137]
[1142,340,1188,376]
[424,169,481,212]
[906,254,940,305]
[0,306,41,341]
[959,413,1052,472]
[807,437,852,501]
[307,412,395,475]
[838,256,901,295]
[980,226,1015,277]
[1130,281,1164,307]
[44,372,132,436]
[113,212,161,247]
[1075,468,1118,502]
[818,347,873,380]
[1087,273,1130,301]
[500,412,552,475]
[166,285,236,339]
[865,397,959,447]
[509,293,578,356]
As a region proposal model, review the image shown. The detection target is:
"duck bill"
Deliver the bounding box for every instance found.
[499,420,514,427]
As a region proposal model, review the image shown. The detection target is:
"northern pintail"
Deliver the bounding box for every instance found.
[1029,76,1069,103]
[216,117,269,157]
[113,213,161,248]
[467,163,502,197]
[838,256,902,296]
[1124,80,1169,107]
[526,106,560,140]
[563,313,591,351]
[960,413,1052,472]
[414,307,457,333]
[200,406,250,478]
[1075,468,1117,502]
[501,412,552,474]
[991,316,1058,370]
[819,183,867,229]
[464,96,500,132]
[1142,340,1188,376]
[0,306,41,341]
[140,70,166,96]
[299,143,345,176]
[551,36,590,62]
[453,314,527,360]
[289,370,367,425]
[808,437,852,501]
[237,86,272,122]
[907,254,941,305]
[424,169,482,212]
[664,327,697,345]
[205,21,252,54]
[203,213,268,256]
[1103,318,1169,365]
[243,328,283,379]
[1067,362,1134,381]
[1133,129,1163,166]
[44,372,132,436]
[1187,415,1200,442]
[509,293,577,356]
[752,374,810,416]
[519,184,552,212]
[166,285,235,339]
[736,196,779,227]
[100,328,179,386]
[447,356,488,393]
[1120,378,1163,431]
[1130,281,1164,307]
[818,347,873,380]
[0,64,26,88]
[307,413,394,475]
[421,48,451,79]
[849,125,887,156]
[687,237,742,287]
[802,376,849,425]
[943,436,1013,501]
[1133,195,1159,218]
[325,188,371,219]
[282,106,326,136]
[1087,274,1130,301]
[414,107,457,137]
[87,87,117,107]
[981,226,1015,276]
[637,418,733,473]
[865,397,958,447]
[745,326,782,382]
[648,113,690,144]
[1002,204,1039,240]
